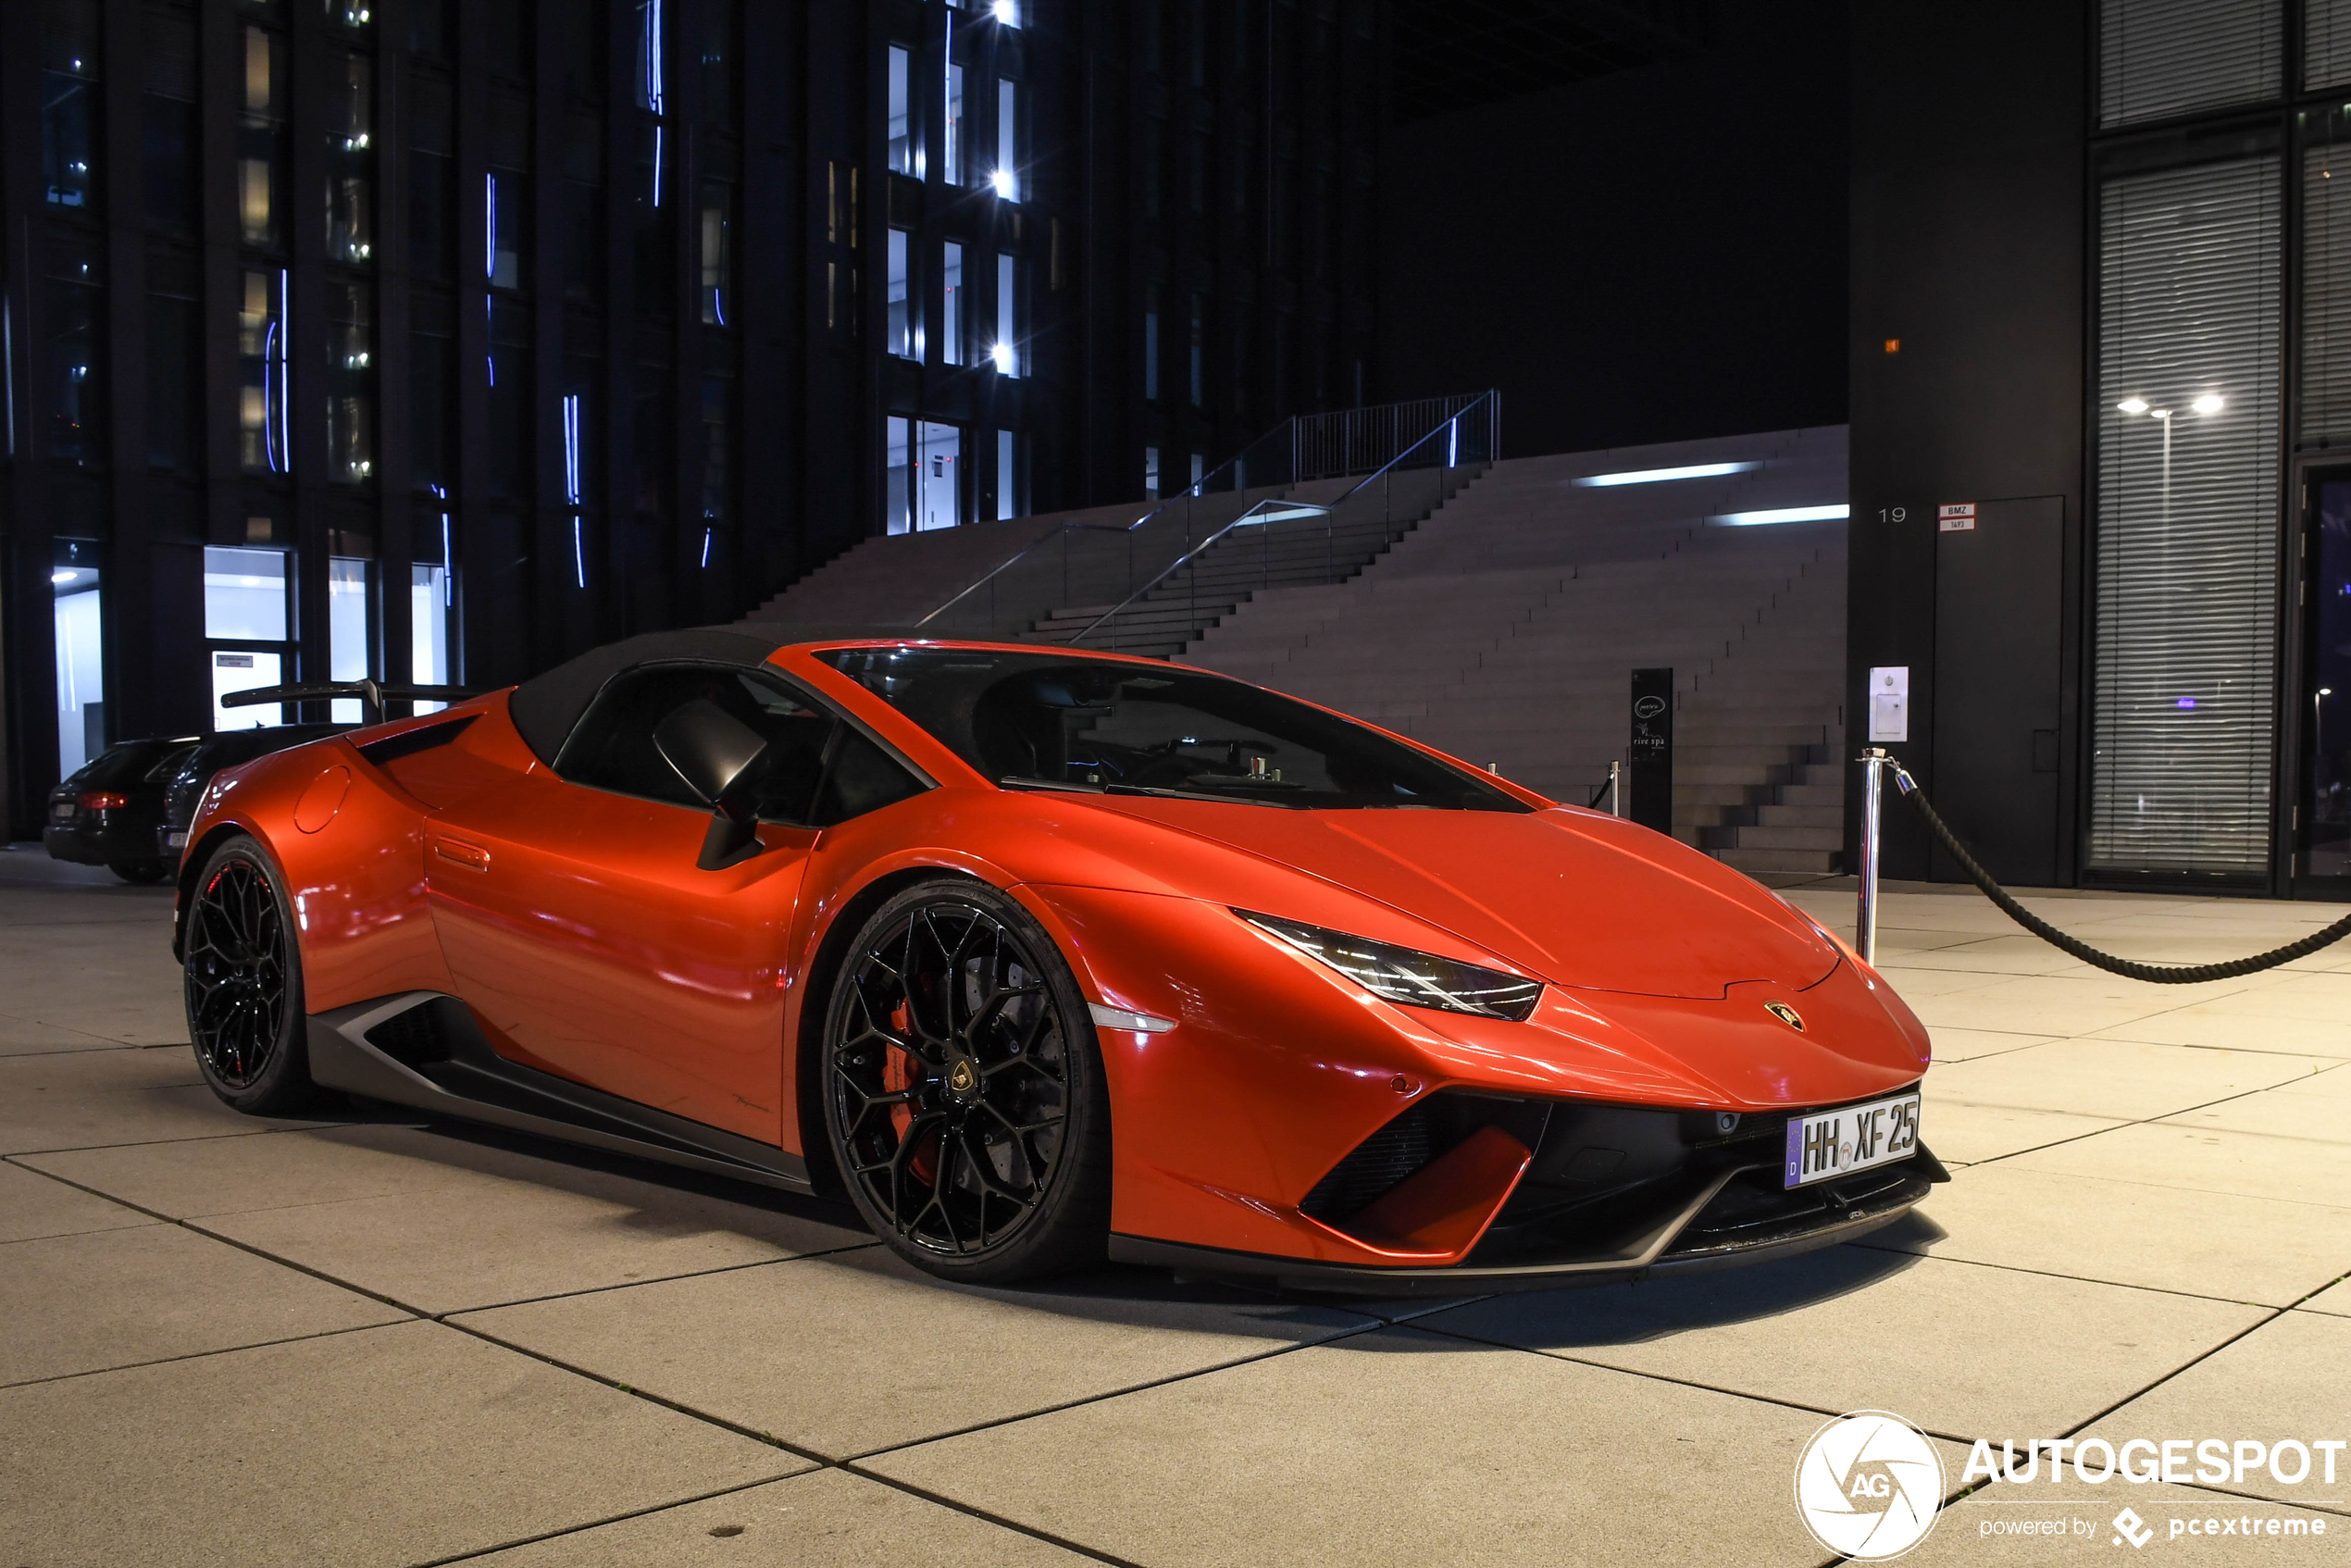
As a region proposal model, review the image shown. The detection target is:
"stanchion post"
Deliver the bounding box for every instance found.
[1608,760,1622,817]
[1857,747,1887,965]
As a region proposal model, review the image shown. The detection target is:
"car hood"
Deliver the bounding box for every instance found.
[1066,799,1839,1001]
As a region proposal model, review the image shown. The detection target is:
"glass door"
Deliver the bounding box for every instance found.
[2301,472,2351,886]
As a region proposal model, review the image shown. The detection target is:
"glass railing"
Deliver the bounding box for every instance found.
[1064,389,1501,657]
[914,391,1498,644]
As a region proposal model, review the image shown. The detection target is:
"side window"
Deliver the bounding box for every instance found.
[812,726,927,826]
[555,664,840,823]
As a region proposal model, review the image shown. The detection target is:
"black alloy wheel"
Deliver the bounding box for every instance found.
[823,880,1110,1282]
[184,838,314,1113]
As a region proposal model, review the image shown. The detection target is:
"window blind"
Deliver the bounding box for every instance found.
[2092,156,2283,875]
[2100,0,2279,127]
[2303,130,2351,448]
[2309,0,2351,88]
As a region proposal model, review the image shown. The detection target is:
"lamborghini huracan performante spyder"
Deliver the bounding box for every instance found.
[173,628,1944,1290]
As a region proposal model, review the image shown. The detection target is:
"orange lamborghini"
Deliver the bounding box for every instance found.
[174,630,1941,1290]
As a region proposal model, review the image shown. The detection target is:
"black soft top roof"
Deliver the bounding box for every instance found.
[505,624,919,764]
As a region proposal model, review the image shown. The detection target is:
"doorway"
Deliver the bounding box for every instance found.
[2299,472,2351,890]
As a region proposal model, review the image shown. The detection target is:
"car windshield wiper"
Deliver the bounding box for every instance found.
[997,776,1300,808]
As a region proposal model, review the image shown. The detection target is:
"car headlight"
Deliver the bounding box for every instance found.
[1236,910,1544,1021]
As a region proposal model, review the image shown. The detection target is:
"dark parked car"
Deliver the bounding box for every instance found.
[158,724,351,865]
[44,738,202,882]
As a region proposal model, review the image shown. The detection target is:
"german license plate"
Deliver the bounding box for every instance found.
[166,830,188,850]
[1784,1092,1921,1188]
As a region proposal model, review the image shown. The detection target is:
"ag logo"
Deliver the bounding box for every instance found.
[1793,1410,1944,1561]
[1765,1001,1806,1032]
[1634,695,1668,719]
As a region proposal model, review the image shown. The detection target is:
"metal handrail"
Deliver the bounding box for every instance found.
[1066,389,1501,647]
[914,392,1493,631]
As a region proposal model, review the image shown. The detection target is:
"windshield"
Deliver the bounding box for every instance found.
[819,647,1531,812]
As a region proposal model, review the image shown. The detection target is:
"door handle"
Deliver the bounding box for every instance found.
[433,837,490,871]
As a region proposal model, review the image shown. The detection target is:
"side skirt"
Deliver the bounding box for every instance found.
[306,992,813,1194]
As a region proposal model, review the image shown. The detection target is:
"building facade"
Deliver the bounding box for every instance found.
[1852,0,2351,900]
[0,0,1384,835]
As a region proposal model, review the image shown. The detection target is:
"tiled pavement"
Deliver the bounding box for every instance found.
[2,842,2347,1565]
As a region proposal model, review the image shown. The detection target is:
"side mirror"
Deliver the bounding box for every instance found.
[653,699,769,870]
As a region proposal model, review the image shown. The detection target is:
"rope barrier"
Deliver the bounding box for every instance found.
[1886,762,2351,984]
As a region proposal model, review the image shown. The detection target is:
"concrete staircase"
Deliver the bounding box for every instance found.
[1183,428,1850,874]
[1023,471,1474,658]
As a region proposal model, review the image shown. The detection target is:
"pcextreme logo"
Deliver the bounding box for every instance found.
[1794,1410,1946,1561]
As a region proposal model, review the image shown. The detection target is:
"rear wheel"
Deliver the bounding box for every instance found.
[110,860,170,884]
[821,879,1111,1284]
[183,837,315,1114]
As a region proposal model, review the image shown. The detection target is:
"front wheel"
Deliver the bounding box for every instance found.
[821,879,1112,1284]
[183,836,316,1114]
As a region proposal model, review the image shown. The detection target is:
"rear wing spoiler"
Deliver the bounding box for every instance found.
[218,680,479,725]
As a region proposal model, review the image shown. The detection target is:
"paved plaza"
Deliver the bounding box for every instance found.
[1,842,2346,1565]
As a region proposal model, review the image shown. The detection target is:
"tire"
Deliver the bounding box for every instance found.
[821,877,1112,1285]
[182,836,317,1114]
[110,860,170,885]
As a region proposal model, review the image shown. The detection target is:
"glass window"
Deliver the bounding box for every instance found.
[2307,481,2351,876]
[886,418,963,533]
[886,416,912,535]
[411,327,453,492]
[325,0,371,30]
[240,28,288,247]
[325,52,373,263]
[326,282,374,485]
[328,557,373,723]
[240,268,289,473]
[633,0,665,112]
[631,118,671,315]
[1189,292,1205,406]
[143,11,199,236]
[699,373,732,528]
[408,0,450,56]
[205,546,290,641]
[145,292,201,472]
[407,74,454,277]
[53,544,105,778]
[998,428,1023,519]
[43,0,101,211]
[486,302,529,501]
[888,46,915,176]
[1143,284,1161,401]
[816,648,1534,812]
[46,245,106,466]
[994,253,1019,375]
[941,242,964,365]
[487,170,526,290]
[700,0,737,124]
[887,229,917,359]
[1143,445,1160,498]
[556,665,842,823]
[946,56,966,187]
[634,380,670,518]
[2100,0,2279,128]
[2091,156,2283,874]
[565,112,606,305]
[700,180,732,325]
[994,80,1019,200]
[411,558,455,703]
[212,649,285,731]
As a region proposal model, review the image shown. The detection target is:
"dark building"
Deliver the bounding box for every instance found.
[1850,0,2351,900]
[0,0,1384,836]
